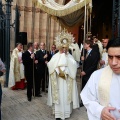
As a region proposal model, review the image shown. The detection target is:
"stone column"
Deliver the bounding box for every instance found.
[17,0,25,32]
[34,8,40,42]
[24,0,33,42]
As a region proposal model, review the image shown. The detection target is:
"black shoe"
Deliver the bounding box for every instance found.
[80,103,84,107]
[28,97,31,102]
[42,90,45,92]
[35,94,42,97]
[42,90,48,92]
[56,118,61,120]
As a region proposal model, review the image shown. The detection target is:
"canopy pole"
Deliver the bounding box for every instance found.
[83,0,87,46]
[89,12,91,32]
[46,14,51,51]
[80,0,87,108]
[45,14,51,94]
[87,8,88,38]
[32,2,35,98]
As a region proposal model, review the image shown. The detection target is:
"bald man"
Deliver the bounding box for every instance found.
[34,42,40,54]
[36,42,50,94]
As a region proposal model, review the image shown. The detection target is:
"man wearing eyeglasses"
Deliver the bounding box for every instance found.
[49,44,58,60]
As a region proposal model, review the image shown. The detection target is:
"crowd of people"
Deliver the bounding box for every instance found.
[0,29,120,120]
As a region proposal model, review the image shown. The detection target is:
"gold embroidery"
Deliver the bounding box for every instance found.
[58,67,65,80]
[67,77,73,103]
[98,66,113,106]
[51,72,59,104]
[50,71,73,104]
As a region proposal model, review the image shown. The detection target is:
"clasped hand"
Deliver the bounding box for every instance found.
[44,54,48,59]
[101,106,120,120]
[31,53,35,59]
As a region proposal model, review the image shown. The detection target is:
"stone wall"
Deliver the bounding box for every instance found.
[4,0,64,51]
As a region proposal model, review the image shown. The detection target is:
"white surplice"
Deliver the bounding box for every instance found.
[80,68,120,120]
[101,49,108,68]
[96,40,103,56]
[47,52,79,120]
[18,52,24,79]
[9,48,25,88]
[69,43,81,66]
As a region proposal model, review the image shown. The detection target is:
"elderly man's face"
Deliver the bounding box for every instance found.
[102,39,109,48]
[62,47,68,54]
[34,43,39,49]
[52,45,56,51]
[108,47,120,74]
[59,47,68,54]
[17,44,23,51]
[93,38,98,43]
[40,43,45,50]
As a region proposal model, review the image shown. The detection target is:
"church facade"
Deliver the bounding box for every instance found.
[1,0,79,51]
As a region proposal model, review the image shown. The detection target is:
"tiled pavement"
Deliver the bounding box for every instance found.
[1,69,88,120]
[2,88,88,120]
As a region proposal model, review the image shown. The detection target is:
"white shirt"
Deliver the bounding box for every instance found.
[28,50,32,54]
[80,68,120,120]
[101,48,108,68]
[87,49,92,56]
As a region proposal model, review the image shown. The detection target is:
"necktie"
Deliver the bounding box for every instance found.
[52,51,54,56]
[42,50,45,53]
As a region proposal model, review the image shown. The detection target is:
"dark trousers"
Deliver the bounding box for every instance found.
[26,75,33,98]
[38,72,45,92]
[36,69,49,92]
[35,71,41,95]
[81,76,90,90]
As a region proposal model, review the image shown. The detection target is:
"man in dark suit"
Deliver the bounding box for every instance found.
[81,40,99,89]
[49,44,57,60]
[92,42,100,61]
[80,40,99,106]
[36,42,50,94]
[22,42,39,101]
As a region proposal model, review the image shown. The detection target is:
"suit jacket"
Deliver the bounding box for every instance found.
[92,44,100,60]
[22,51,34,78]
[36,50,50,74]
[83,49,99,80]
[49,50,58,60]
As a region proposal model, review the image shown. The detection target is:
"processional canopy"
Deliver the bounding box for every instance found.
[32,0,92,27]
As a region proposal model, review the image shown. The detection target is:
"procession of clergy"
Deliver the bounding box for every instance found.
[8,29,120,120]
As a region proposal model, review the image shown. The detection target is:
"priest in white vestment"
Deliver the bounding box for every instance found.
[93,36,103,57]
[47,30,79,120]
[100,48,108,68]
[9,43,26,90]
[80,38,120,120]
[69,40,81,67]
[100,39,109,68]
